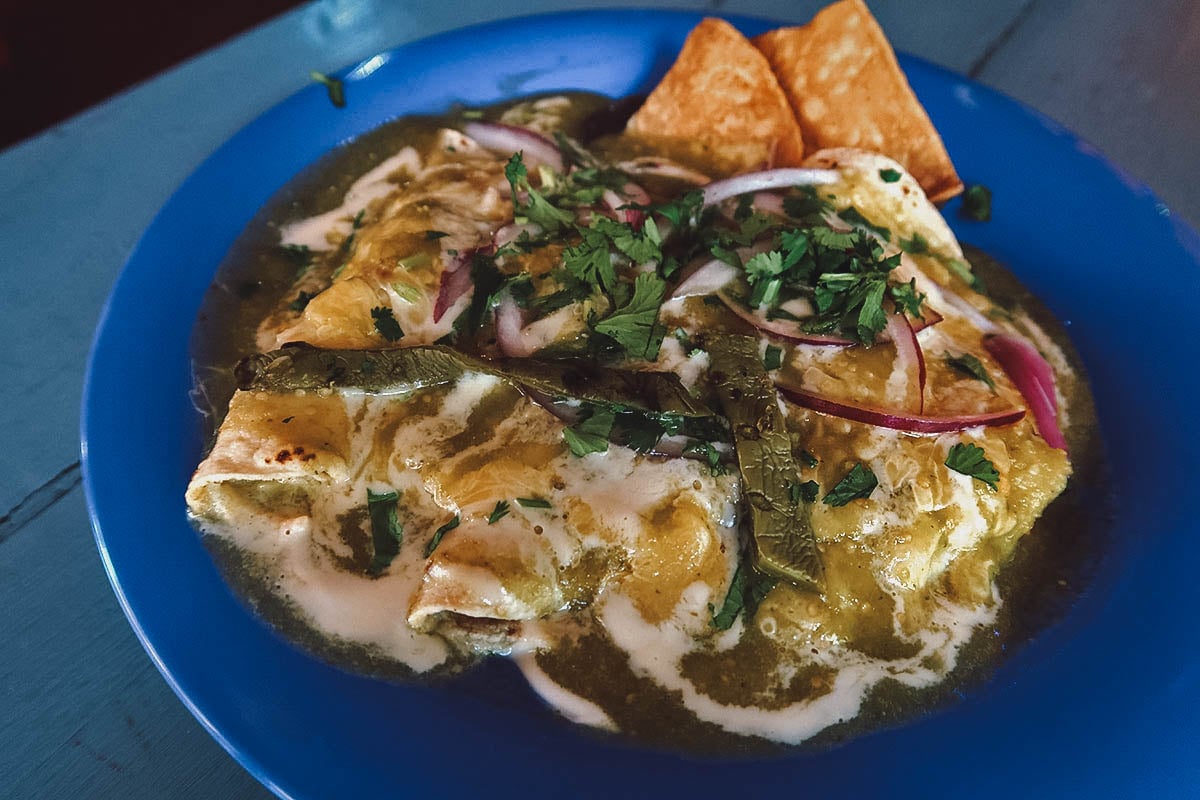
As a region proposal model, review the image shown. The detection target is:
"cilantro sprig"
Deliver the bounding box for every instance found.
[823,463,878,506]
[945,443,1000,490]
[366,489,403,575]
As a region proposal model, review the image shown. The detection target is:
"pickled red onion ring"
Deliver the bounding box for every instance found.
[776,384,1025,434]
[984,333,1067,451]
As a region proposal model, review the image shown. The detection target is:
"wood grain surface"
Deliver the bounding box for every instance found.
[1,0,1194,797]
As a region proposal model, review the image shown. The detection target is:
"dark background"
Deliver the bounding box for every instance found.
[0,0,307,149]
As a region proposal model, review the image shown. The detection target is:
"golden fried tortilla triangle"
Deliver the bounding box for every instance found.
[754,0,962,202]
[626,17,806,173]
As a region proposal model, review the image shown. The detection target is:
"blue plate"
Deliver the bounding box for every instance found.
[82,10,1200,799]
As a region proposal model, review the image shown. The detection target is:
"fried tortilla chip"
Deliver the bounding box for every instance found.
[627,17,805,173]
[754,0,963,203]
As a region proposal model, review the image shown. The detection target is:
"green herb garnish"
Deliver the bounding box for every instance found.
[944,352,996,391]
[516,497,553,509]
[945,442,1000,490]
[487,500,511,524]
[563,408,616,457]
[288,291,315,312]
[960,184,993,222]
[879,168,902,183]
[593,273,667,360]
[370,306,404,341]
[710,561,779,630]
[310,70,346,108]
[823,463,878,506]
[425,514,460,557]
[763,344,783,371]
[788,479,820,504]
[367,489,402,574]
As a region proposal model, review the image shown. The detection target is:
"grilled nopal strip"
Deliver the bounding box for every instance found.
[705,334,823,591]
[236,343,716,420]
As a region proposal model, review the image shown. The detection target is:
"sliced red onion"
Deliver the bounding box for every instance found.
[983,333,1067,451]
[493,222,543,250]
[701,168,838,207]
[752,192,786,216]
[777,384,1025,434]
[886,312,926,414]
[463,122,564,172]
[602,182,651,228]
[615,157,711,186]
[669,259,738,300]
[433,249,475,323]
[494,294,534,357]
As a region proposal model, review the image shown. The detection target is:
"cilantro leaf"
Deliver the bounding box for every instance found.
[710,561,778,630]
[288,291,315,312]
[944,256,987,294]
[563,408,615,457]
[879,168,902,183]
[367,489,402,575]
[370,306,404,341]
[960,184,993,222]
[763,344,783,371]
[487,500,511,524]
[504,152,573,231]
[425,514,460,557]
[823,463,878,506]
[788,479,819,504]
[310,70,346,108]
[899,231,929,254]
[944,352,997,391]
[593,273,667,360]
[516,497,553,509]
[945,442,1000,490]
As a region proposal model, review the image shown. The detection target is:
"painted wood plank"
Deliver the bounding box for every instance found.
[975,0,1200,229]
[0,487,271,799]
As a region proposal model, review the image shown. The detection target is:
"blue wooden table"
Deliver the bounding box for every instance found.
[2,0,1197,796]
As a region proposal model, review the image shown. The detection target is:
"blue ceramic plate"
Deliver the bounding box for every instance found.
[83,10,1200,799]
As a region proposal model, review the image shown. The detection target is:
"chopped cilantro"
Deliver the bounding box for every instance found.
[310,70,346,108]
[425,515,460,557]
[710,561,778,630]
[516,496,553,509]
[288,291,315,312]
[879,168,902,183]
[788,479,819,504]
[946,443,1000,490]
[823,463,878,506]
[563,408,616,457]
[280,243,312,268]
[370,306,404,341]
[944,256,987,294]
[366,489,402,575]
[944,352,996,391]
[684,440,728,476]
[899,232,929,254]
[763,344,783,371]
[504,152,573,231]
[960,184,993,222]
[487,500,511,524]
[593,273,667,360]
